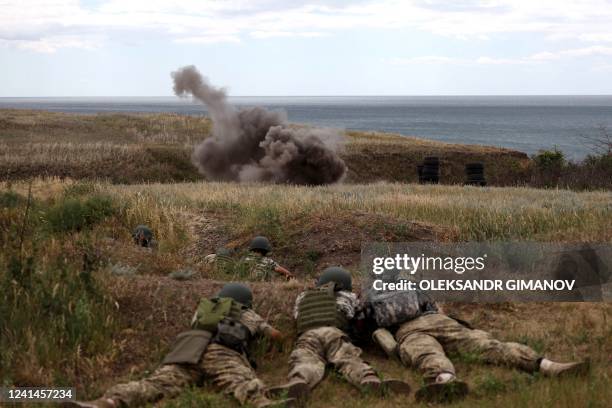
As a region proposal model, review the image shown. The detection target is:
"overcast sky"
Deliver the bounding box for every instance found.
[1,0,612,96]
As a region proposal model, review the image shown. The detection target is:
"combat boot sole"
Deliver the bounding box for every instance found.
[361,379,412,396]
[382,379,412,395]
[267,382,310,407]
[259,397,298,408]
[62,399,116,408]
[415,380,469,404]
[543,360,590,378]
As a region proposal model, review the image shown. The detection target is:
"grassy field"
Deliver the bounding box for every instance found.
[1,109,610,407]
[1,178,611,407]
[0,109,536,185]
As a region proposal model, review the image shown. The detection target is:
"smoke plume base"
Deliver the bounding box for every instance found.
[172,65,346,185]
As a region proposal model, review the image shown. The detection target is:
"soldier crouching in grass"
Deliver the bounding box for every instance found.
[270,267,411,406]
[67,283,293,408]
[365,277,590,403]
[240,236,294,281]
[132,225,157,250]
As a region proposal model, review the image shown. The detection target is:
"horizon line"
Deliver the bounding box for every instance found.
[2,94,612,98]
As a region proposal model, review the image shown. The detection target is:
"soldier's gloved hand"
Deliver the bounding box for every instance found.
[268,328,284,342]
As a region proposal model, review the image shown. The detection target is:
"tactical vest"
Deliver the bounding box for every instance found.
[296,283,348,334]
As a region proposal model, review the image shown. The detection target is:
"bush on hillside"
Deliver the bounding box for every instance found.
[533,148,566,171]
[45,195,117,233]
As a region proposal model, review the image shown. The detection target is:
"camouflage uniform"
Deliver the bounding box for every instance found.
[240,253,279,281]
[203,252,235,273]
[287,291,378,388]
[102,309,276,407]
[395,313,541,381]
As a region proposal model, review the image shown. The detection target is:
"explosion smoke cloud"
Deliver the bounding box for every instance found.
[172,65,346,184]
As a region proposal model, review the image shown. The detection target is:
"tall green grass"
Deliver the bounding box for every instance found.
[0,189,116,386]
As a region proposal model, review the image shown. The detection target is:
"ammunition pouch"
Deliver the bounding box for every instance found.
[213,318,251,354]
[162,330,213,365]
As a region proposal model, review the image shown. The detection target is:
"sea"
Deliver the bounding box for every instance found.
[1,95,611,160]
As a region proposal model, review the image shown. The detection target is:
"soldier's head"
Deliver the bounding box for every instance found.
[248,236,272,256]
[217,282,253,308]
[317,266,352,292]
[133,225,153,247]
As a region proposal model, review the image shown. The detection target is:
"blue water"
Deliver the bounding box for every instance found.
[1,95,611,160]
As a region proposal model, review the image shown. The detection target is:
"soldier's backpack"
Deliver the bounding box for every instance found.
[194,297,251,354]
[296,282,348,334]
[163,297,248,366]
[365,288,438,328]
[192,297,244,332]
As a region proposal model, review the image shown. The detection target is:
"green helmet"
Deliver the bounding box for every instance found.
[318,267,352,291]
[133,225,153,247]
[217,282,253,308]
[248,236,272,254]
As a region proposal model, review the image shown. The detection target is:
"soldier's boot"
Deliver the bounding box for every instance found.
[62,398,117,408]
[360,375,411,396]
[267,381,309,407]
[539,359,589,377]
[258,397,298,408]
[415,373,469,404]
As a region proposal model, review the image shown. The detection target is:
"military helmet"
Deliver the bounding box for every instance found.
[248,236,272,254]
[318,266,352,291]
[133,225,153,247]
[217,282,253,308]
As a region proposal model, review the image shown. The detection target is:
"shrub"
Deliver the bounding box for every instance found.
[533,148,565,171]
[584,152,612,171]
[0,191,27,208]
[45,195,116,233]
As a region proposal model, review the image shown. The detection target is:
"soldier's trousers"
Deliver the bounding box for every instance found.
[395,313,541,381]
[288,326,377,389]
[103,343,272,407]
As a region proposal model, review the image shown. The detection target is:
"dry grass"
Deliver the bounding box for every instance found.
[1,109,610,188]
[0,109,532,185]
[0,142,143,164]
[95,181,612,243]
[1,116,611,407]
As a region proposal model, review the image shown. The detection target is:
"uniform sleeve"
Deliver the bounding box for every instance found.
[336,291,358,320]
[265,257,279,268]
[203,254,217,264]
[240,309,276,337]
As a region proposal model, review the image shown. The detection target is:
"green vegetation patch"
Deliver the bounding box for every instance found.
[45,194,117,233]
